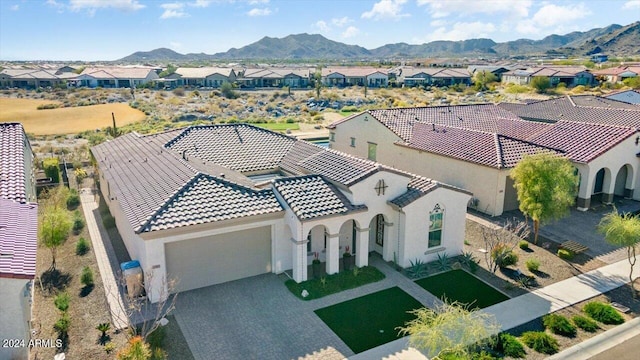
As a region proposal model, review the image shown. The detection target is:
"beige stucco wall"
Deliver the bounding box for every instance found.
[331,114,509,216]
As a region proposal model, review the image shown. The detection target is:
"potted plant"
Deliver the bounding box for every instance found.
[312,252,323,279]
[342,246,354,271]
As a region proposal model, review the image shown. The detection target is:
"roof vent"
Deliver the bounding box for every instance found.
[432,123,435,131]
[182,150,188,161]
[220,173,225,178]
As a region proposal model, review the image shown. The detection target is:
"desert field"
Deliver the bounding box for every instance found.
[0,98,145,135]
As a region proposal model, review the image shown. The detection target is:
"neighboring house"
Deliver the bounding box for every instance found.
[330,99,640,216]
[0,122,38,360]
[502,66,594,87]
[467,65,511,80]
[393,67,471,87]
[237,68,310,88]
[91,124,470,302]
[169,67,237,88]
[500,95,640,210]
[0,69,72,89]
[603,89,640,104]
[322,68,388,88]
[71,67,159,88]
[593,66,640,83]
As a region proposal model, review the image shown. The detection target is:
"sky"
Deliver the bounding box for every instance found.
[0,0,638,61]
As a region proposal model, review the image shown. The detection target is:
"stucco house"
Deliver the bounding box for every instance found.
[237,68,310,88]
[329,99,640,216]
[0,123,37,360]
[72,67,159,88]
[91,124,470,303]
[593,66,640,83]
[322,68,389,88]
[170,67,237,88]
[502,66,594,87]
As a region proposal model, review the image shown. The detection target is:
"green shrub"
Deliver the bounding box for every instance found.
[526,258,540,272]
[37,103,60,110]
[54,313,70,334]
[81,266,94,287]
[521,331,559,354]
[572,315,599,332]
[66,189,80,209]
[147,325,166,349]
[43,157,60,184]
[172,87,185,96]
[557,249,573,260]
[72,210,85,234]
[151,347,168,360]
[583,301,625,324]
[543,314,577,337]
[76,237,90,255]
[54,292,70,312]
[493,244,518,268]
[518,240,529,250]
[494,333,526,358]
[530,76,551,93]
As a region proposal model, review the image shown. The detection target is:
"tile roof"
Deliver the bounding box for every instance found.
[273,175,365,220]
[0,199,37,278]
[603,90,640,105]
[80,66,157,79]
[297,149,381,186]
[0,123,29,203]
[526,121,637,163]
[403,123,558,168]
[174,67,235,78]
[363,104,549,141]
[322,67,388,77]
[500,95,640,128]
[165,125,296,173]
[388,176,441,208]
[140,173,282,232]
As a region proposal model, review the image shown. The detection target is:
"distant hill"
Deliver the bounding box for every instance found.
[116,22,639,61]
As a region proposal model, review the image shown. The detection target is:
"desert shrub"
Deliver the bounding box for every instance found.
[341,105,359,112]
[557,249,573,260]
[492,244,518,268]
[572,315,599,332]
[504,83,529,94]
[518,240,529,250]
[493,333,526,358]
[526,258,540,272]
[172,87,185,96]
[583,301,625,324]
[54,292,70,312]
[221,82,238,99]
[530,77,551,93]
[43,157,60,183]
[571,85,586,94]
[520,331,559,354]
[37,103,60,110]
[72,210,85,234]
[543,314,577,337]
[151,347,168,360]
[66,189,80,209]
[54,313,71,334]
[81,266,94,287]
[74,167,88,184]
[76,237,90,255]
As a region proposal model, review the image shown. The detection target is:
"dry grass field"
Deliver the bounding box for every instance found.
[0,98,145,135]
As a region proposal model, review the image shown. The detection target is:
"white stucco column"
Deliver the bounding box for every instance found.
[292,238,307,283]
[576,166,593,211]
[355,227,369,267]
[326,233,339,275]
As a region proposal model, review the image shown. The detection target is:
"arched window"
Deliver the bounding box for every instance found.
[375,214,385,246]
[429,204,444,248]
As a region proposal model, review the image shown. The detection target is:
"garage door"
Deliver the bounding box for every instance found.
[165,226,271,293]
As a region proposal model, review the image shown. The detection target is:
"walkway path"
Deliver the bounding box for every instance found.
[80,188,128,330]
[351,258,640,359]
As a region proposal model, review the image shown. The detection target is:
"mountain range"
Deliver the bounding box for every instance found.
[119,21,639,62]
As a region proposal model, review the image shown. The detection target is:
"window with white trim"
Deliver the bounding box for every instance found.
[428,204,444,248]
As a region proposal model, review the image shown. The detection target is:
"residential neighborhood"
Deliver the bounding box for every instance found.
[1,2,640,360]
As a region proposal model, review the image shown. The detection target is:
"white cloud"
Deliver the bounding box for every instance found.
[516,3,591,35]
[420,21,496,42]
[247,7,271,16]
[160,3,188,19]
[430,19,446,27]
[313,20,330,32]
[249,0,270,4]
[69,0,145,12]
[623,0,640,9]
[332,16,352,27]
[361,0,409,20]
[341,26,360,38]
[170,41,182,48]
[418,0,531,18]
[191,0,212,7]
[11,4,19,11]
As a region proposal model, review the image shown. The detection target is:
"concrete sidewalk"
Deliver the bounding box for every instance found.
[80,189,128,330]
[350,258,640,360]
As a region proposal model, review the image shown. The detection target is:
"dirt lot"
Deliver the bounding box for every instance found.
[0,98,145,135]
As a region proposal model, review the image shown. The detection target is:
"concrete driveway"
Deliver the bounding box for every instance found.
[172,256,438,360]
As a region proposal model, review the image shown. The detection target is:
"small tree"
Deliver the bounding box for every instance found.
[481,219,529,273]
[598,209,640,298]
[510,152,578,244]
[397,301,500,359]
[220,82,238,99]
[39,207,72,270]
[473,70,497,91]
[530,76,551,93]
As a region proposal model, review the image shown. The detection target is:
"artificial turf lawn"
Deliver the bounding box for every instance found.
[314,286,422,353]
[285,266,385,300]
[415,269,509,309]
